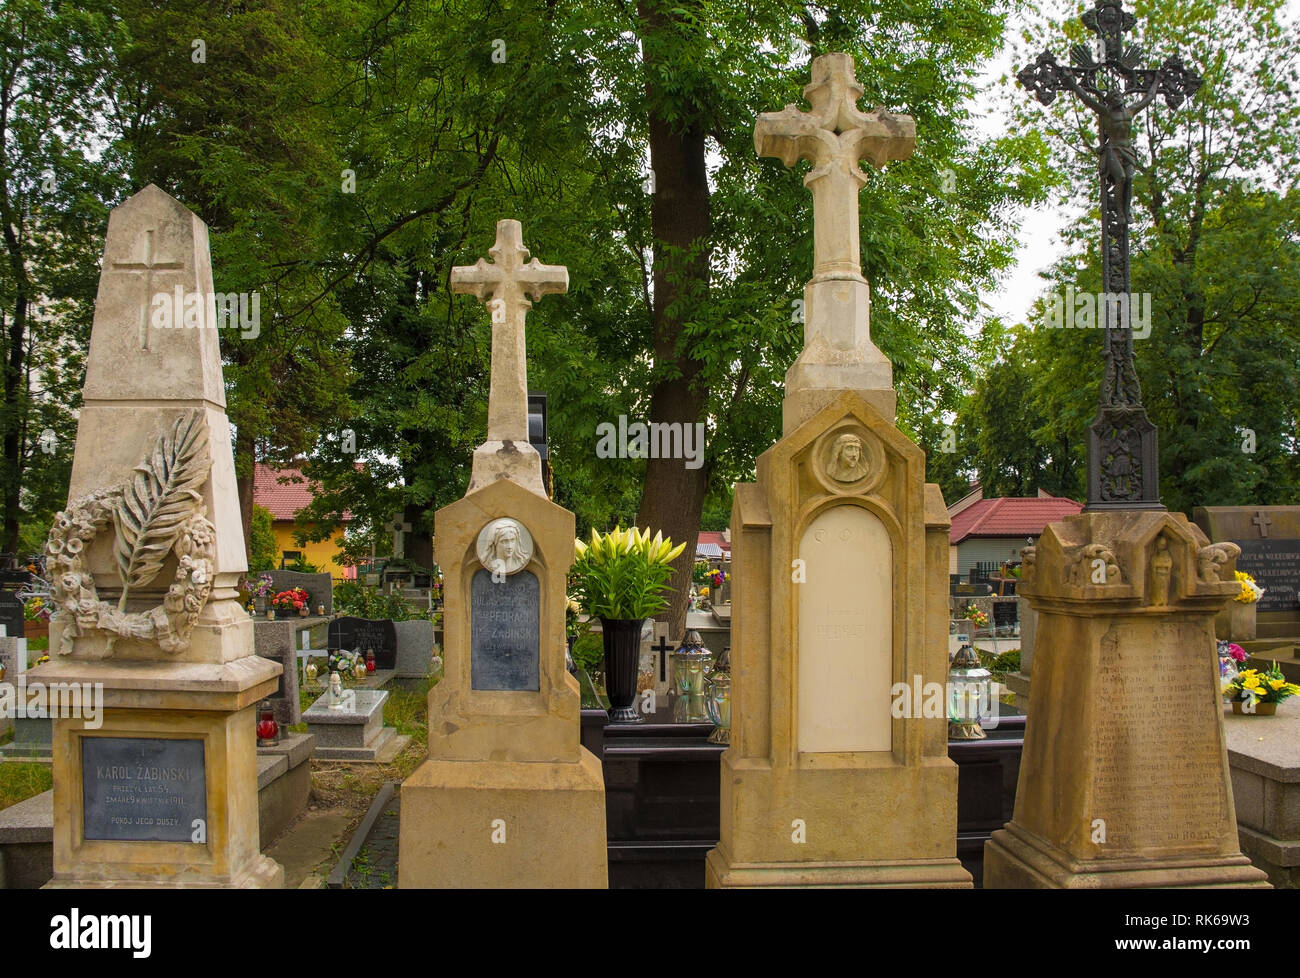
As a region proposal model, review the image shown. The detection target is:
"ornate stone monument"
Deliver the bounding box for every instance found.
[398,220,607,888]
[705,54,970,888]
[39,185,282,887]
[983,513,1268,887]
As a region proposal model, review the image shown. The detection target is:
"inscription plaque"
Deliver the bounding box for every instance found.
[1231,539,1300,614]
[328,617,398,670]
[470,569,539,691]
[1090,624,1227,853]
[82,737,207,843]
[0,590,24,638]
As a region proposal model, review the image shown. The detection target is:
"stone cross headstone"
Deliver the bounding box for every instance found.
[707,55,969,889]
[400,220,605,889]
[391,518,413,559]
[38,185,282,889]
[754,52,915,434]
[450,219,567,498]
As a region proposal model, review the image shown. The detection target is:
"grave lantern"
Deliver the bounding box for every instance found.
[947,644,992,741]
[256,701,280,747]
[672,631,713,722]
[704,646,731,744]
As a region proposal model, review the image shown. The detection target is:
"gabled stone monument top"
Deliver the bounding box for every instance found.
[451,219,567,498]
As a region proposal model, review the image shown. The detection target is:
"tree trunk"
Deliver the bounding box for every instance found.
[634,1,712,642]
[235,425,256,568]
[1,295,24,554]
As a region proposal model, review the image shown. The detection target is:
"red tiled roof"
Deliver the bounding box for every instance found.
[253,463,353,523]
[949,494,1082,545]
[698,531,730,553]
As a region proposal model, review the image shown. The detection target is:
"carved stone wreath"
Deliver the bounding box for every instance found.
[46,411,215,658]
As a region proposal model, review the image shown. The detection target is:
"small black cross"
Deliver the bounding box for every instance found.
[651,635,673,682]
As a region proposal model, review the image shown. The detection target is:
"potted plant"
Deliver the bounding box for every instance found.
[570,526,685,723]
[1224,661,1300,716]
[23,595,50,641]
[1217,571,1264,641]
[247,573,273,615]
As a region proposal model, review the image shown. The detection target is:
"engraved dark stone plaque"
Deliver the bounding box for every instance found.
[82,737,207,842]
[328,617,398,670]
[471,569,539,691]
[1232,539,1300,614]
[0,590,24,638]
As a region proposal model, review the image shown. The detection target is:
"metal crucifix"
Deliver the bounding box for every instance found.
[1018,0,1202,510]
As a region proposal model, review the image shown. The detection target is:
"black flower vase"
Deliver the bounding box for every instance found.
[600,617,645,723]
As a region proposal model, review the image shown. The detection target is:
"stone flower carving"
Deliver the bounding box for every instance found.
[45,412,215,658]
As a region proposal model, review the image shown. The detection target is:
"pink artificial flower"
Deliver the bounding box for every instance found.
[1228,644,1247,662]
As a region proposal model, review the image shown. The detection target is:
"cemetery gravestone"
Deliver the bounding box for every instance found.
[398,220,606,888]
[392,619,436,678]
[266,570,333,615]
[328,616,398,671]
[1194,506,1300,639]
[254,619,302,727]
[0,591,25,639]
[706,54,969,888]
[985,513,1267,887]
[38,185,281,889]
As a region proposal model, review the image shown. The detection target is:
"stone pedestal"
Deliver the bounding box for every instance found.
[705,392,970,888]
[984,510,1268,888]
[399,478,606,888]
[42,658,282,888]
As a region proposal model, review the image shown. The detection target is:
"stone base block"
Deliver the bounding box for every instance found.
[313,726,402,762]
[1237,824,1300,888]
[1002,671,1031,714]
[704,847,972,888]
[398,748,607,888]
[45,853,284,889]
[983,824,1269,889]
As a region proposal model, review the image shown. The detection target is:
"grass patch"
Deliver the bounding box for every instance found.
[0,762,53,810]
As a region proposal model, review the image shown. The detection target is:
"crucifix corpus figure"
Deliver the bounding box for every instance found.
[1017,0,1202,511]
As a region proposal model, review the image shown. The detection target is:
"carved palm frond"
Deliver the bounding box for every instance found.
[1120,44,1144,69]
[1070,43,1096,68]
[113,412,211,597]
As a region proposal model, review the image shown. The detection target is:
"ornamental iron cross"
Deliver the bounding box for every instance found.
[755,53,915,280]
[1018,0,1201,511]
[450,220,567,446]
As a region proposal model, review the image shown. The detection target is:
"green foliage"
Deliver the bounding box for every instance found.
[570,626,605,674]
[332,581,432,622]
[284,555,319,574]
[248,504,277,574]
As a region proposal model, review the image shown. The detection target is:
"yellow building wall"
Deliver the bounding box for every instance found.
[272,522,352,579]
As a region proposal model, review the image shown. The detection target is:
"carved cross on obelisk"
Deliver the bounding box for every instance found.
[1018,0,1201,511]
[755,53,915,432]
[111,228,182,352]
[451,220,567,496]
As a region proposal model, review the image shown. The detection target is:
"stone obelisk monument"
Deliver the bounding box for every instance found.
[706,54,970,887]
[41,185,282,887]
[398,220,607,888]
